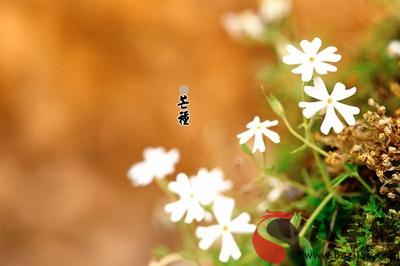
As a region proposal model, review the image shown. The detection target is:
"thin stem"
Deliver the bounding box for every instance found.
[312,148,349,205]
[353,173,374,195]
[353,173,384,203]
[282,116,328,157]
[299,192,334,238]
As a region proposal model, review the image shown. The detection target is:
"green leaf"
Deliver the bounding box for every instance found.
[240,144,252,155]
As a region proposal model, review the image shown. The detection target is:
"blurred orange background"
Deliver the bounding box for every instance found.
[0,0,384,265]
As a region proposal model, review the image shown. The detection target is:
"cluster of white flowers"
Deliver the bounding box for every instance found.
[128,147,255,263]
[222,0,291,39]
[130,37,364,265]
[164,169,232,223]
[237,37,361,154]
[283,37,360,134]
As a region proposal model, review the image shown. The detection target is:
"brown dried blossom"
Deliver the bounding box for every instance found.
[317,99,400,201]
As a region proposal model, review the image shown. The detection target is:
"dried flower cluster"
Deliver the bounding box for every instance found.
[319,99,400,201]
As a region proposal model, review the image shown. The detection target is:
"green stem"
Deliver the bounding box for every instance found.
[299,192,334,238]
[353,173,374,195]
[282,116,328,157]
[353,172,384,203]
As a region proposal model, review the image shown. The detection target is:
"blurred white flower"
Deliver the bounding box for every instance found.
[266,177,289,201]
[282,37,342,81]
[127,147,179,186]
[164,169,232,223]
[195,198,256,263]
[237,116,280,153]
[191,168,232,205]
[299,77,360,135]
[222,10,264,39]
[259,0,291,23]
[387,40,400,57]
[164,173,206,223]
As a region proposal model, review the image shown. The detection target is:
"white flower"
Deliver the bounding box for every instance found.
[127,147,179,186]
[299,77,360,135]
[164,173,206,223]
[191,168,232,205]
[259,0,291,23]
[195,198,256,263]
[222,10,264,39]
[266,177,289,201]
[237,116,280,153]
[387,40,400,57]
[164,169,232,223]
[282,37,342,81]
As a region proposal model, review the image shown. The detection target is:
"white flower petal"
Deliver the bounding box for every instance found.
[282,45,305,64]
[333,101,360,126]
[304,77,329,100]
[267,187,283,201]
[259,0,291,23]
[168,173,192,196]
[184,199,206,223]
[302,37,322,55]
[237,128,255,144]
[247,115,261,128]
[261,119,279,127]
[219,232,241,262]
[196,225,222,250]
[316,46,341,62]
[229,213,256,233]
[127,162,153,186]
[262,128,280,143]
[320,104,344,135]
[213,198,235,225]
[191,168,232,205]
[299,101,327,118]
[314,61,337,75]
[164,200,188,222]
[299,64,314,82]
[330,83,357,101]
[292,63,314,81]
[253,131,266,153]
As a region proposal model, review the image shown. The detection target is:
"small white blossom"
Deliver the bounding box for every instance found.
[195,198,256,263]
[164,169,232,223]
[191,168,233,205]
[387,40,400,57]
[266,177,289,201]
[259,0,291,23]
[299,77,360,135]
[127,147,179,186]
[282,37,342,81]
[164,173,206,223]
[237,116,280,153]
[222,10,264,39]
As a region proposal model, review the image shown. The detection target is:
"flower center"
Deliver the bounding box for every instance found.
[222,225,229,232]
[327,97,334,104]
[309,56,315,62]
[189,193,194,199]
[256,125,262,130]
